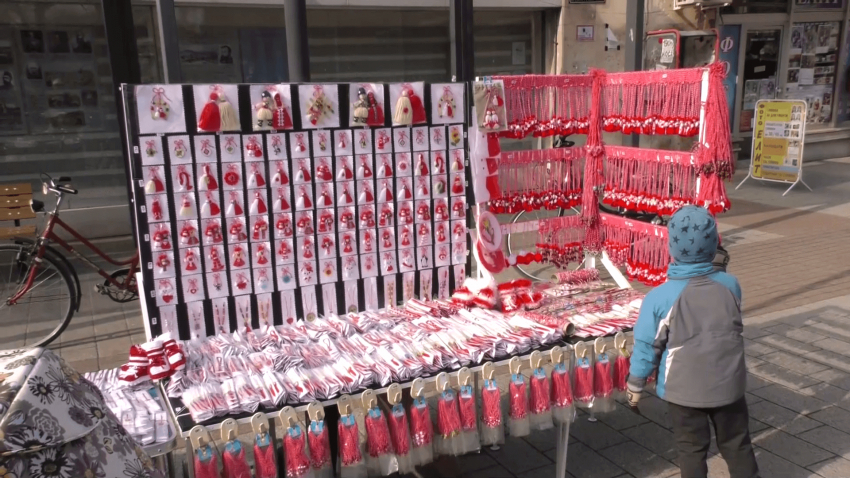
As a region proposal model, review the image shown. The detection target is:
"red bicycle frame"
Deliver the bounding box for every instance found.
[8,211,139,305]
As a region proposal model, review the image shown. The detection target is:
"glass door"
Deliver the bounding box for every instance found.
[738,27,783,134]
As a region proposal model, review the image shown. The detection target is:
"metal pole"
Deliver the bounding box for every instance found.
[284,0,310,82]
[101,0,142,247]
[451,0,475,82]
[625,0,645,147]
[155,0,182,83]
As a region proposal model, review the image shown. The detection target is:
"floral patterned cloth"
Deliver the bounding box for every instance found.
[0,348,162,478]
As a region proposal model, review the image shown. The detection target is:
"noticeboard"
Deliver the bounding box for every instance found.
[750,99,807,183]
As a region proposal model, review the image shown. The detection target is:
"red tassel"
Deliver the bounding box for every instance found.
[387,405,411,455]
[339,416,364,466]
[437,391,461,438]
[222,441,252,478]
[529,370,551,414]
[509,376,528,419]
[198,94,222,132]
[481,380,502,428]
[613,354,630,393]
[253,434,277,478]
[409,399,434,447]
[194,445,220,478]
[367,92,385,126]
[365,408,393,457]
[458,386,477,431]
[574,360,594,403]
[594,359,614,399]
[409,91,427,124]
[283,427,311,478]
[551,366,573,408]
[308,422,331,470]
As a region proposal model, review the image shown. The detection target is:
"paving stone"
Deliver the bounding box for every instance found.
[706,454,732,478]
[743,338,778,357]
[754,334,821,355]
[764,323,827,343]
[813,338,850,357]
[598,442,679,478]
[802,322,850,343]
[742,325,771,340]
[751,385,831,414]
[752,428,835,467]
[809,407,850,434]
[636,394,671,430]
[797,426,850,460]
[799,383,850,410]
[545,442,625,478]
[748,363,822,390]
[486,436,553,475]
[746,373,775,392]
[746,401,824,435]
[807,349,850,374]
[810,369,850,391]
[464,465,514,478]
[748,418,771,433]
[569,415,631,450]
[450,451,499,474]
[752,447,823,478]
[523,423,560,452]
[745,356,766,371]
[807,456,850,478]
[517,464,557,478]
[759,351,830,375]
[595,401,649,431]
[621,422,677,460]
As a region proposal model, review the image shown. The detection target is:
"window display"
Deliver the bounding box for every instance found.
[786,21,841,125]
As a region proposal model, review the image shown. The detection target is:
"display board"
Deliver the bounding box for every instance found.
[737,99,812,195]
[121,82,471,340]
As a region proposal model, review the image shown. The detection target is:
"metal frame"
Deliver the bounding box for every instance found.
[155,0,182,83]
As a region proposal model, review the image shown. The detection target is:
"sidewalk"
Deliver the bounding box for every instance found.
[23,157,850,477]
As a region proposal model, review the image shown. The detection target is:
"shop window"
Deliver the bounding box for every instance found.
[473,10,536,77]
[739,29,781,133]
[175,6,287,83]
[306,9,451,83]
[785,21,842,126]
[0,1,157,229]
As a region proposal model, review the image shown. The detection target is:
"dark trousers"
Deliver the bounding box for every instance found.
[668,396,759,478]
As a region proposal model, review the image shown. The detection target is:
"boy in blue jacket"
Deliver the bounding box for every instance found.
[627,206,759,478]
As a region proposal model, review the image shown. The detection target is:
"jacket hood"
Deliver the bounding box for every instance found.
[667,205,718,264]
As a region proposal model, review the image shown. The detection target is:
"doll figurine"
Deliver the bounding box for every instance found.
[352,87,369,125]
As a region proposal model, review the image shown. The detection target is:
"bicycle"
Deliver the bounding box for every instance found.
[0,173,140,348]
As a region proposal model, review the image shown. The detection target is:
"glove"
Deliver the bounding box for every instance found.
[626,387,642,414]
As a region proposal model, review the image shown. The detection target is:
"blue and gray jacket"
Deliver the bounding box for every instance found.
[627,206,746,408]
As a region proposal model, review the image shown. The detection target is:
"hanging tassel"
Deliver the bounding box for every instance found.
[338,415,366,472]
[283,425,312,478]
[508,374,530,437]
[200,164,218,191]
[198,92,222,132]
[582,69,607,253]
[308,420,331,474]
[387,404,414,474]
[180,196,193,217]
[272,91,293,129]
[436,389,462,456]
[529,368,553,431]
[480,379,504,447]
[458,385,481,454]
[273,163,289,186]
[205,193,221,216]
[253,432,278,478]
[364,406,396,476]
[367,91,385,126]
[594,352,616,413]
[551,364,574,425]
[194,444,220,478]
[409,88,427,124]
[574,357,594,408]
[222,439,252,478]
[409,397,434,465]
[227,192,243,216]
[613,352,630,395]
[251,192,267,215]
[217,91,240,131]
[178,166,193,191]
[394,89,413,125]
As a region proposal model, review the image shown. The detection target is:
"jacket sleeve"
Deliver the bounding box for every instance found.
[628,288,672,392]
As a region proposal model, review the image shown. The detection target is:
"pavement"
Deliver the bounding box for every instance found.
[5,156,850,477]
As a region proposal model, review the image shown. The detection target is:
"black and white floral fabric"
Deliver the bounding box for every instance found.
[0,348,162,478]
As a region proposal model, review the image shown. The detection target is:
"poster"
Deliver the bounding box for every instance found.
[750,100,806,183]
[718,25,741,131]
[786,21,840,124]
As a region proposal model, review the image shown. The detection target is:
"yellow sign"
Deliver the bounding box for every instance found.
[750,100,806,183]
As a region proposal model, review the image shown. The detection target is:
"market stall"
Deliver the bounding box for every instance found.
[111,63,731,477]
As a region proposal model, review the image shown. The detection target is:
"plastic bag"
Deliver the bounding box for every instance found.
[408,396,434,466]
[283,424,315,478]
[551,363,575,425]
[338,415,367,478]
[479,378,505,447]
[458,384,481,453]
[574,356,594,410]
[529,367,554,431]
[364,406,399,476]
[508,374,530,437]
[387,404,415,474]
[593,351,616,413]
[435,389,464,456]
[308,420,333,478]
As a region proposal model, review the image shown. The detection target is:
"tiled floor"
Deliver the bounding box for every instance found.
[5,157,850,477]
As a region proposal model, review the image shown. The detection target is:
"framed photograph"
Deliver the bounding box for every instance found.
[577,25,594,42]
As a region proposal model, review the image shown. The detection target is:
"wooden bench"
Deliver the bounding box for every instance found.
[0,183,37,240]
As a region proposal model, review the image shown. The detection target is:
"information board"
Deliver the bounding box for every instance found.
[738,99,811,195]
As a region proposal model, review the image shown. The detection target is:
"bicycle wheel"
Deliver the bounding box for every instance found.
[506,207,579,282]
[0,243,76,348]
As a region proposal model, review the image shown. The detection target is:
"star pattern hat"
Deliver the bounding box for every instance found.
[667,205,718,264]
